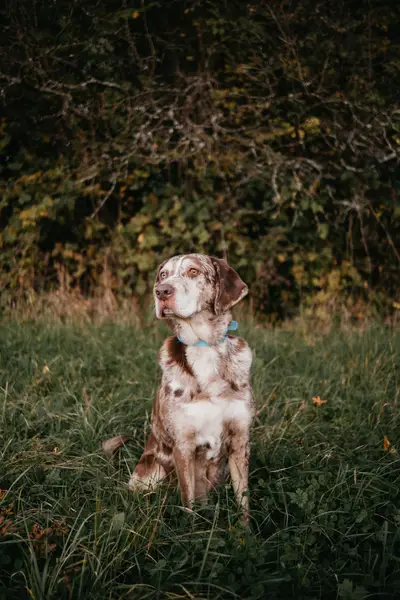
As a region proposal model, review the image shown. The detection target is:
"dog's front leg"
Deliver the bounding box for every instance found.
[173,445,196,507]
[228,429,250,523]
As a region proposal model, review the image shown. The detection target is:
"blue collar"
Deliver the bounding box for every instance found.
[177,320,239,347]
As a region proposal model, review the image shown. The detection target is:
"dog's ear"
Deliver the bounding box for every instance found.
[211,257,248,315]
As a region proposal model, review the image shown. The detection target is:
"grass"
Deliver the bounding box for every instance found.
[0,317,399,599]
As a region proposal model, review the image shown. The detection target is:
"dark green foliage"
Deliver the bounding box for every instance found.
[0,0,399,317]
[0,320,399,599]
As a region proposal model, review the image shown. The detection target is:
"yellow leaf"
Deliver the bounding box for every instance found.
[137,233,144,243]
[304,117,321,130]
[312,395,327,406]
[132,10,140,19]
[393,301,400,310]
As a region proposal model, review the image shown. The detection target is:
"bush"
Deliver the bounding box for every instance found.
[0,0,399,318]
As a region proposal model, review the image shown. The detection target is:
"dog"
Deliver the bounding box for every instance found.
[128,254,255,520]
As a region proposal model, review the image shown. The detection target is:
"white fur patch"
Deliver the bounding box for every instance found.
[186,346,221,388]
[173,277,203,318]
[168,378,184,392]
[176,398,251,460]
[128,463,166,491]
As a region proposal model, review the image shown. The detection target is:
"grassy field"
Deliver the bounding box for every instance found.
[0,318,399,600]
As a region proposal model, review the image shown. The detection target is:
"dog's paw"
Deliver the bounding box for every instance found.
[128,464,166,492]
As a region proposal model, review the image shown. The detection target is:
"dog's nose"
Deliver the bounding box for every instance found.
[155,283,174,300]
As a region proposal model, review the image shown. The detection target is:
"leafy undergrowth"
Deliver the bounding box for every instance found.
[0,320,399,599]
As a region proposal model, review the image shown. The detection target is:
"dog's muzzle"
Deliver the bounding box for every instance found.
[155,283,174,300]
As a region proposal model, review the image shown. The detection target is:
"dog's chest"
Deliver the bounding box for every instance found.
[177,398,250,459]
[186,346,222,388]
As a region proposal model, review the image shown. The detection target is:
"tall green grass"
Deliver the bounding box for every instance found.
[0,320,399,599]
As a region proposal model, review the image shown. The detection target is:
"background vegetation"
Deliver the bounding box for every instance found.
[1,0,399,320]
[1,320,399,599]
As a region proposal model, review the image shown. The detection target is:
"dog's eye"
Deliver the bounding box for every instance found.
[188,268,199,277]
[160,271,167,279]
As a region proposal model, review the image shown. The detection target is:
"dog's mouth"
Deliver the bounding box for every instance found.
[155,298,176,318]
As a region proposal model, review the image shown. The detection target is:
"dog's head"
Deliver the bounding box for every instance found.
[154,254,248,319]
